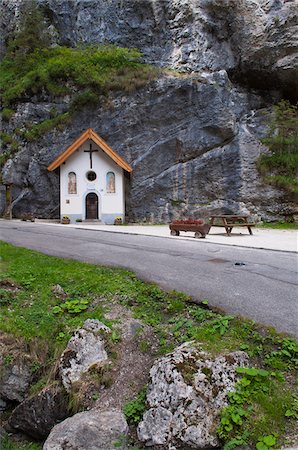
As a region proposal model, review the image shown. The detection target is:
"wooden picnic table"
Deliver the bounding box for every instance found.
[209,214,256,236]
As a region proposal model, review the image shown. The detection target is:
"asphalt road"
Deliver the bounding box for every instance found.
[0,221,297,337]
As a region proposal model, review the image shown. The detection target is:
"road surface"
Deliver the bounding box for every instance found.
[0,221,297,337]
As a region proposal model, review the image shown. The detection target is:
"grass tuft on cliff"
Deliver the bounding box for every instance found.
[0,45,156,109]
[0,242,297,450]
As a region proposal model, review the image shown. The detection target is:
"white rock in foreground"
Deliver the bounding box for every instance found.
[43,408,128,450]
[137,342,249,449]
[59,319,111,391]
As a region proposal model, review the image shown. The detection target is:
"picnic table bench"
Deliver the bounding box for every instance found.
[169,220,211,238]
[209,215,256,236]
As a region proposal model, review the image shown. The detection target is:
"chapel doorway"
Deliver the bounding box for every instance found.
[85,193,99,219]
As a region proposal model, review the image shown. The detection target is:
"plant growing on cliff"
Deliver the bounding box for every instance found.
[6,0,51,64]
[0,0,157,170]
[257,100,298,194]
[123,386,147,424]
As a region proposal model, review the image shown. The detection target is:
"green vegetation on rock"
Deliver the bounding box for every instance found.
[123,386,147,424]
[0,0,157,168]
[0,45,156,109]
[257,100,298,195]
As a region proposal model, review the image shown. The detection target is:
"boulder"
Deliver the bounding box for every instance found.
[137,342,249,449]
[51,284,66,297]
[43,408,129,450]
[8,384,69,439]
[0,360,32,403]
[59,319,111,391]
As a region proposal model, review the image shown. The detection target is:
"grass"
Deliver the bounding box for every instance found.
[22,113,71,142]
[1,435,42,450]
[257,222,298,230]
[0,44,157,168]
[0,45,157,109]
[0,241,297,449]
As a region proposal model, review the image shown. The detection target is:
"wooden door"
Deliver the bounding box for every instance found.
[86,193,98,219]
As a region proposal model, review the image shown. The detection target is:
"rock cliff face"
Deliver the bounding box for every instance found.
[1,0,297,221]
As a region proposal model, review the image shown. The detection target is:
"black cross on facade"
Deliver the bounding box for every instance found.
[84,143,98,169]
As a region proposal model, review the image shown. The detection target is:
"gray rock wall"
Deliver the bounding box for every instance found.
[0,0,297,221]
[1,0,296,95]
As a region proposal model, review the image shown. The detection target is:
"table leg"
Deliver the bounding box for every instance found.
[248,226,253,235]
[222,218,231,236]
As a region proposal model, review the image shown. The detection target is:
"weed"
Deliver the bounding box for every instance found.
[0,132,14,146]
[139,340,150,353]
[3,354,13,366]
[218,366,293,447]
[209,315,234,336]
[256,434,278,450]
[110,329,121,343]
[53,298,89,315]
[0,289,15,305]
[285,396,298,420]
[1,435,42,450]
[1,108,14,121]
[123,386,147,425]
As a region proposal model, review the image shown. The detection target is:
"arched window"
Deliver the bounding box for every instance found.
[106,172,115,193]
[68,172,77,194]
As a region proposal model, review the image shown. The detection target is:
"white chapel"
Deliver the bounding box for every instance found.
[47,128,132,224]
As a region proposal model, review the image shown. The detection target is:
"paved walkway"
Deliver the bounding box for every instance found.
[36,221,298,253]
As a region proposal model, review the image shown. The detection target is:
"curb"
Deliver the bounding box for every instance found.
[71,224,297,254]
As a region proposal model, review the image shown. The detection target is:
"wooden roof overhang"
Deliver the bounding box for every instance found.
[47,128,133,173]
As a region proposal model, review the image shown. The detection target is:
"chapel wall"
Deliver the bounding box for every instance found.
[60,141,125,224]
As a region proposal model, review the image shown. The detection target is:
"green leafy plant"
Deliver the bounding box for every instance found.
[217,366,289,447]
[123,386,147,424]
[265,337,298,369]
[110,329,121,343]
[256,434,278,450]
[3,354,13,366]
[209,315,234,335]
[285,397,298,420]
[53,298,89,315]
[56,331,66,341]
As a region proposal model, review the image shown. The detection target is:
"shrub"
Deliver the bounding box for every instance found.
[257,101,298,194]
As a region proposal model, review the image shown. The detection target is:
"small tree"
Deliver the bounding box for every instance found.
[6,0,51,69]
[257,100,298,194]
